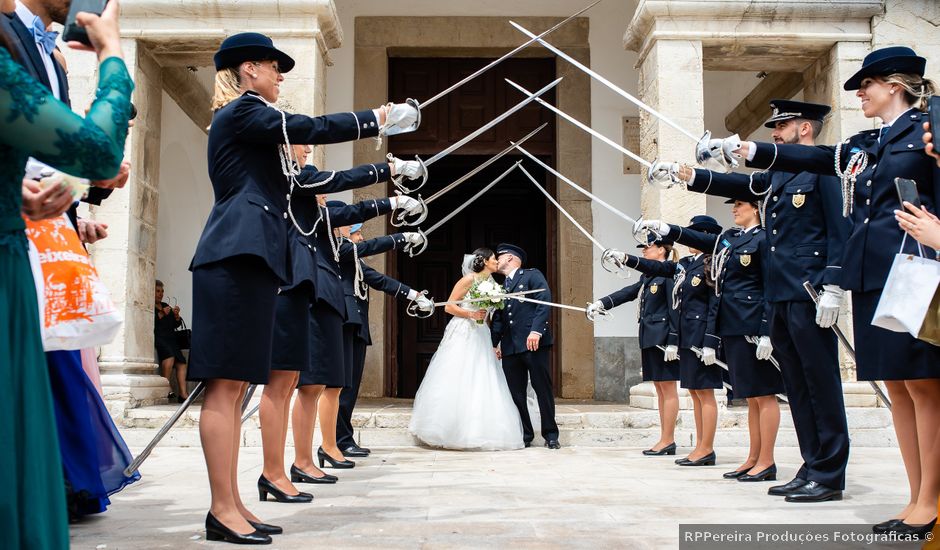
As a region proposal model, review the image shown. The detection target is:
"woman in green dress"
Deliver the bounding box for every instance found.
[0,1,133,546]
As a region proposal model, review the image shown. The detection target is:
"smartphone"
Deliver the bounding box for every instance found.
[62,0,108,47]
[895,177,922,210]
[929,96,940,150]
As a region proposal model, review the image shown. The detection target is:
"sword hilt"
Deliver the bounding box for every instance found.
[392,155,429,195]
[396,194,429,227]
[404,228,429,258]
[695,130,739,173]
[406,289,435,318]
[381,98,422,137]
[600,248,632,280]
[632,217,665,247]
[585,303,612,323]
[646,159,682,189]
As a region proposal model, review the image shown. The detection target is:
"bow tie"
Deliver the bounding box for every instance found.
[30,17,59,56]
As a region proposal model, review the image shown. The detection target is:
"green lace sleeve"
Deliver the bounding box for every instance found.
[0,47,134,181]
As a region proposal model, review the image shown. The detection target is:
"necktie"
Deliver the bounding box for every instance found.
[30,16,59,56]
[878,125,891,143]
[504,275,513,290]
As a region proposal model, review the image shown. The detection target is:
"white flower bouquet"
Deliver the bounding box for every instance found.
[467,278,507,324]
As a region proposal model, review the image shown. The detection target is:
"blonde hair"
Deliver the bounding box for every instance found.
[212,67,244,111]
[882,72,937,111]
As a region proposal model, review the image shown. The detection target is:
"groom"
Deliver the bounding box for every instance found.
[491,244,560,449]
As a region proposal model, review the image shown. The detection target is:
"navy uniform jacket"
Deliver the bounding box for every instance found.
[597,272,676,350]
[625,254,720,351]
[192,91,380,283]
[688,168,849,302]
[338,234,411,341]
[490,268,553,355]
[749,109,940,293]
[307,199,394,317]
[669,226,771,345]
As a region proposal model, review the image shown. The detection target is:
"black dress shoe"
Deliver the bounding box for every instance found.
[524,441,532,448]
[248,521,282,535]
[723,468,751,479]
[872,519,903,534]
[738,464,777,482]
[257,475,313,503]
[205,512,272,545]
[318,447,355,469]
[290,465,337,484]
[890,518,937,539]
[784,481,842,502]
[342,446,370,458]
[768,477,807,496]
[545,440,561,450]
[678,452,716,466]
[642,442,677,456]
[675,457,690,465]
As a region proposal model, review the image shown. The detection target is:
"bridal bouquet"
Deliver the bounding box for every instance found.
[468,278,507,325]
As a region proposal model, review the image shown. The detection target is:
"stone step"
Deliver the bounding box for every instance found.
[118,398,898,449]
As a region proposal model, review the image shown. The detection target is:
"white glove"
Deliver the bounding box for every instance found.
[415,294,434,312]
[720,133,743,159]
[638,219,671,236]
[402,232,425,246]
[755,335,773,361]
[391,157,422,180]
[815,285,844,328]
[701,347,717,366]
[385,102,418,130]
[391,195,423,216]
[603,248,627,264]
[648,161,681,186]
[586,300,604,318]
[664,345,679,362]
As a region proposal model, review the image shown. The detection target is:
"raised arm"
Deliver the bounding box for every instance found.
[598,281,642,310]
[665,225,719,253]
[745,141,840,177]
[325,198,393,227]
[291,163,392,196]
[361,264,412,301]
[232,95,380,145]
[685,167,769,200]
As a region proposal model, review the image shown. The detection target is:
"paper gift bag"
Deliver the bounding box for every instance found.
[872,235,940,338]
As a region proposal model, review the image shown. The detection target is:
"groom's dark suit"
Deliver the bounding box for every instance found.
[491,268,559,445]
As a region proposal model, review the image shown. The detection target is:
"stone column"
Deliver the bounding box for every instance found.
[85,40,168,415]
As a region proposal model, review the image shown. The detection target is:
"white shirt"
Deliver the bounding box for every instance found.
[506,267,520,282]
[15,1,61,101]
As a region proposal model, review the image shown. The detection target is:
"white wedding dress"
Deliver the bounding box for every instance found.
[409,271,525,451]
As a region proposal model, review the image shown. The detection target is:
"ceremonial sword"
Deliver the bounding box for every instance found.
[392,123,547,228]
[802,281,892,410]
[504,294,612,323]
[406,288,545,318]
[686,346,790,403]
[403,161,522,257]
[382,0,602,137]
[744,335,783,372]
[392,77,562,194]
[505,79,679,189]
[509,21,739,175]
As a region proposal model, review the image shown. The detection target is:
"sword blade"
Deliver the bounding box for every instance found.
[510,21,701,143]
[688,346,788,403]
[509,295,589,313]
[124,381,206,476]
[505,79,651,169]
[425,123,547,205]
[434,288,545,307]
[424,161,521,237]
[518,164,607,252]
[419,0,602,108]
[423,78,562,167]
[512,143,640,226]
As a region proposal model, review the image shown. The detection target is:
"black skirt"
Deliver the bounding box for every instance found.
[723,335,785,398]
[678,347,723,390]
[271,286,311,372]
[187,256,279,385]
[154,336,186,364]
[852,290,940,381]
[640,347,679,382]
[299,301,352,388]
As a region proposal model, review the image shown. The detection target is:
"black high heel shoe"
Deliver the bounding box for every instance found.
[291,464,338,484]
[642,442,677,456]
[723,468,752,479]
[891,518,937,539]
[318,447,355,469]
[257,475,313,503]
[248,520,283,535]
[205,512,271,545]
[738,464,777,482]
[678,452,716,466]
[872,519,903,534]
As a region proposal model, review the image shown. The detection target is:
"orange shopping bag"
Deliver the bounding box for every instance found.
[24,214,122,351]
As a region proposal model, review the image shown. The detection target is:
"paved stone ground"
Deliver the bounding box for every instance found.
[70,445,919,549]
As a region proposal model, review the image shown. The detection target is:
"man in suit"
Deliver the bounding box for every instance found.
[668,99,851,502]
[5,0,129,230]
[491,243,560,449]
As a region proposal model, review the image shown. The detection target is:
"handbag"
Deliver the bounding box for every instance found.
[25,214,122,351]
[871,234,940,339]
[918,284,940,346]
[175,317,192,350]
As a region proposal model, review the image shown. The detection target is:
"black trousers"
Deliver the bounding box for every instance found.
[502,347,559,443]
[770,300,850,490]
[336,337,368,449]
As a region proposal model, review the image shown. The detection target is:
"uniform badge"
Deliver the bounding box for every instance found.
[740,254,751,267]
[792,194,805,208]
[650,284,658,294]
[691,275,702,287]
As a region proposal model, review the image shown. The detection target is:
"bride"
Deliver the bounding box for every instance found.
[409,247,525,451]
